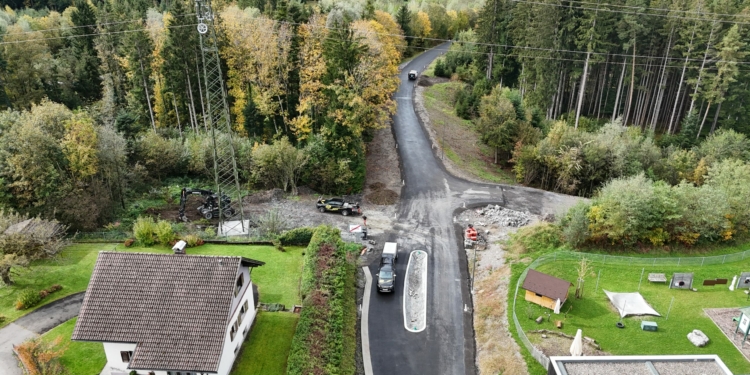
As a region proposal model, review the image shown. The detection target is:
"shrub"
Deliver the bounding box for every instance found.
[204,226,216,238]
[123,238,134,247]
[15,337,66,375]
[287,226,357,375]
[183,234,204,247]
[257,210,288,239]
[507,222,563,255]
[47,284,62,293]
[15,289,42,310]
[560,202,591,248]
[279,227,314,245]
[154,220,176,246]
[133,216,156,246]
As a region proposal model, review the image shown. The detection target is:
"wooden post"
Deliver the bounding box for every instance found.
[638,268,645,291]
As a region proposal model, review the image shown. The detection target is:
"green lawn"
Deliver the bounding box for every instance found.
[0,243,304,327]
[231,311,299,375]
[41,317,106,375]
[516,260,750,373]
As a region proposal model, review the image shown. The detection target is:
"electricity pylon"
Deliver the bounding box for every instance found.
[195,0,246,236]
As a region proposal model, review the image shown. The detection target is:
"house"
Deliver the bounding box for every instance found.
[72,251,265,375]
[522,269,572,310]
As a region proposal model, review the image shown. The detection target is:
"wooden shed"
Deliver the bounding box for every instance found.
[522,269,572,310]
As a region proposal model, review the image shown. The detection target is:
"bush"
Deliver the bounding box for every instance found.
[560,202,591,248]
[123,238,134,247]
[287,226,357,375]
[257,210,288,239]
[434,58,448,78]
[154,220,176,246]
[183,234,204,247]
[507,222,563,255]
[279,227,314,245]
[133,216,156,246]
[15,290,42,310]
[15,337,66,375]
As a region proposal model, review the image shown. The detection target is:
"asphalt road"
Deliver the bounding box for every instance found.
[367,44,581,375]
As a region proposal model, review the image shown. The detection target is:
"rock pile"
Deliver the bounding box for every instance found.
[473,204,533,227]
[687,329,709,347]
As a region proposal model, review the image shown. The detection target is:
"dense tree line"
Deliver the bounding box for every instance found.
[0,0,476,231]
[439,0,750,138]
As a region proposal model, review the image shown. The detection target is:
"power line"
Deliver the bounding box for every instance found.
[1,12,197,36]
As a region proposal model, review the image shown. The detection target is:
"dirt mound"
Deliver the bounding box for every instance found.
[244,188,285,204]
[296,186,319,196]
[366,189,399,205]
[369,182,386,190]
[144,195,207,222]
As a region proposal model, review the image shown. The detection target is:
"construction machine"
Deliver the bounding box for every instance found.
[178,187,235,222]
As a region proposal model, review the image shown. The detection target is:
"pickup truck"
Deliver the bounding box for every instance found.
[377,242,398,292]
[408,70,418,80]
[316,197,361,216]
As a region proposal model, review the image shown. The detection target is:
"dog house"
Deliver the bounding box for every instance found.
[670,273,694,290]
[738,273,750,289]
[522,269,572,310]
[736,307,750,346]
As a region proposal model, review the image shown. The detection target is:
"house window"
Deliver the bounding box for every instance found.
[230,324,237,341]
[120,351,133,363]
[535,293,543,297]
[240,300,249,321]
[234,344,240,354]
[234,274,244,297]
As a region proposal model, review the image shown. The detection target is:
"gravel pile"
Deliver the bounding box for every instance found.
[473,204,533,227]
[405,250,427,332]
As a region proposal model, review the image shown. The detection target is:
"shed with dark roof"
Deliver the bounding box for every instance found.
[522,269,572,310]
[72,251,264,375]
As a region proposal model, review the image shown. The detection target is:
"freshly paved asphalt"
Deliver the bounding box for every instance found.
[0,292,84,375]
[366,44,581,375]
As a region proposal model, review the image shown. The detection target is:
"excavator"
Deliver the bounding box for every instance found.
[178,187,236,222]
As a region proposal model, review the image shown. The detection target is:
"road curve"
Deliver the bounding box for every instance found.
[367,44,581,375]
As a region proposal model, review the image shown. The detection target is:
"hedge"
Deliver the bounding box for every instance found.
[286,225,358,375]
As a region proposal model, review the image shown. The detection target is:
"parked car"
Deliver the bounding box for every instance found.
[316,197,361,216]
[408,70,418,80]
[378,242,398,292]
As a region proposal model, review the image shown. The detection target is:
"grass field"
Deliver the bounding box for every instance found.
[41,317,106,375]
[515,259,750,374]
[0,243,304,327]
[422,80,516,184]
[231,311,299,375]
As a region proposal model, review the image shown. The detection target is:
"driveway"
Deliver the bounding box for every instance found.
[0,292,84,375]
[367,45,579,375]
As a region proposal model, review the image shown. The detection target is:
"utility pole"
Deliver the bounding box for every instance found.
[195,0,246,236]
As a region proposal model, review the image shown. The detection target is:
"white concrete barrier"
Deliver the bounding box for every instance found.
[403,250,428,333]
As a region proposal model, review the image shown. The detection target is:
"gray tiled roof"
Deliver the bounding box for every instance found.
[72,252,262,372]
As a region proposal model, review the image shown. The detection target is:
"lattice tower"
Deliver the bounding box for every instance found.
[195,0,246,236]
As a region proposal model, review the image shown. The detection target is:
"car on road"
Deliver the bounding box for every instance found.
[316,197,361,216]
[377,242,398,292]
[408,70,418,80]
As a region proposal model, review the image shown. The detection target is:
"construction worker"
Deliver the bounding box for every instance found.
[466,224,478,242]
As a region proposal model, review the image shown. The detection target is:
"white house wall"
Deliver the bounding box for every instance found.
[103,342,137,373]
[216,280,257,375]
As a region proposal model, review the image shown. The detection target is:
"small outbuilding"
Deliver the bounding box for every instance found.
[522,269,572,310]
[670,272,694,289]
[738,272,750,289]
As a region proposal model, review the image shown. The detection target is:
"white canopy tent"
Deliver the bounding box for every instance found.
[604,290,661,317]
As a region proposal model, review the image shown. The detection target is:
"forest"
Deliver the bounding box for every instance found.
[0,0,476,231]
[429,0,750,246]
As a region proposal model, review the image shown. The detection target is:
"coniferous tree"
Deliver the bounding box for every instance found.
[396,5,411,43]
[69,0,102,105]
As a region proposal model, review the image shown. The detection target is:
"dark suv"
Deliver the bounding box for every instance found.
[377,253,396,292]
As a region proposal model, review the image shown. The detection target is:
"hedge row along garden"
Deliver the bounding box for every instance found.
[286,225,358,375]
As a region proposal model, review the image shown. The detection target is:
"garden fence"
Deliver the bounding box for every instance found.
[511,249,750,371]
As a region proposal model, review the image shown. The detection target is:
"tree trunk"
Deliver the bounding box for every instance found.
[612,58,627,122]
[137,47,156,132]
[688,21,716,116]
[596,54,609,119]
[624,38,637,126]
[650,27,674,130]
[698,101,711,139]
[173,95,182,137]
[710,101,722,134]
[1,265,12,285]
[195,52,208,132]
[574,50,592,129]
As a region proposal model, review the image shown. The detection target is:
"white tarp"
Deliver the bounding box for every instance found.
[604,290,661,317]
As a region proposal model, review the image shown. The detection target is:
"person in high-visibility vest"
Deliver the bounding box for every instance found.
[466,224,478,241]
